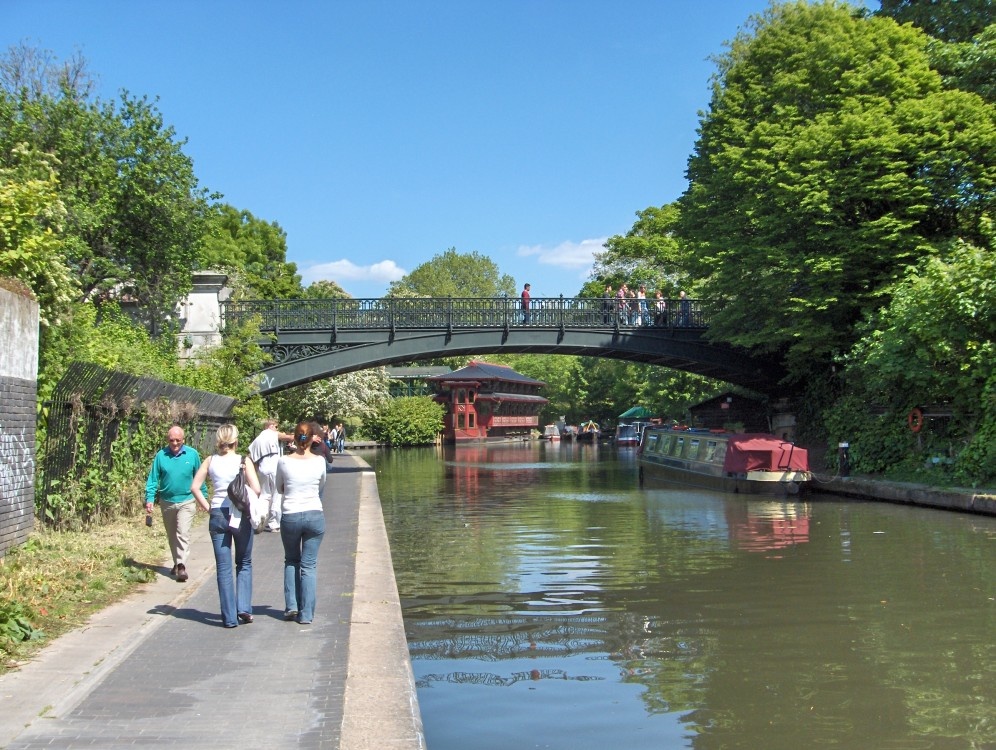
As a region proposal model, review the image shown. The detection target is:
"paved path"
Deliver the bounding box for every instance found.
[0,455,424,750]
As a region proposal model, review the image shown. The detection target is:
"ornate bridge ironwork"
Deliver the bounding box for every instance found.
[223,296,787,395]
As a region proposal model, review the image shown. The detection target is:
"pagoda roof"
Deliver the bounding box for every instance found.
[426,360,545,386]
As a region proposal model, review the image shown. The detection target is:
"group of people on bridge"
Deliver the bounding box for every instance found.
[519,282,695,327]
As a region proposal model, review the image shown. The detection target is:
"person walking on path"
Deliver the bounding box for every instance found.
[520,283,531,325]
[248,417,293,533]
[191,424,261,628]
[276,421,328,625]
[335,421,346,453]
[144,425,206,583]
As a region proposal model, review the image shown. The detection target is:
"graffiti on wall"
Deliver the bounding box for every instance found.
[0,420,35,509]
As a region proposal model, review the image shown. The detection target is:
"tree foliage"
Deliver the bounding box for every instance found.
[828,236,996,485]
[678,1,996,381]
[877,0,994,43]
[0,45,209,335]
[266,369,392,435]
[388,247,516,299]
[366,396,444,446]
[589,203,686,296]
[0,144,75,326]
[302,279,350,298]
[199,203,302,299]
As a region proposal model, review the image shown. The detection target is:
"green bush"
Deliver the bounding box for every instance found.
[366,397,444,446]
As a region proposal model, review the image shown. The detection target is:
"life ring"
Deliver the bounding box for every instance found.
[908,407,924,433]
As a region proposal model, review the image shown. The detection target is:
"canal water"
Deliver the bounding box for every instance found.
[360,442,995,750]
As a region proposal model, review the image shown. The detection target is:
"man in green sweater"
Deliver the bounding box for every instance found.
[145,425,206,582]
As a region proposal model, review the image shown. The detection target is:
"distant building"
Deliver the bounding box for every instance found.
[688,392,768,433]
[386,366,452,398]
[427,360,548,443]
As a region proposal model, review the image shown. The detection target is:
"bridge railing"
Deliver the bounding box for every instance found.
[223,296,709,331]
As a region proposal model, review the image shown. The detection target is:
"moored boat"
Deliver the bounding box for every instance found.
[638,426,811,495]
[576,420,601,442]
[543,424,561,441]
[614,422,643,447]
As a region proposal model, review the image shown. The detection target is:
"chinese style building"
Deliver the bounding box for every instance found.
[426,360,548,443]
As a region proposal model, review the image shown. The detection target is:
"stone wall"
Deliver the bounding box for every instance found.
[0,283,39,557]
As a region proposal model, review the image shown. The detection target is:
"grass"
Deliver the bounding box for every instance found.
[0,513,171,675]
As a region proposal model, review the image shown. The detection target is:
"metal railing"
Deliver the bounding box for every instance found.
[224,296,709,331]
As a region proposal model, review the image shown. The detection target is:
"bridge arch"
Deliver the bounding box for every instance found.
[224,297,788,396]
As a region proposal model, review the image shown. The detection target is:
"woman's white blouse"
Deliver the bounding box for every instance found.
[207,451,243,509]
[276,454,327,514]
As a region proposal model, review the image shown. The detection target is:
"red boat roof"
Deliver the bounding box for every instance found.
[724,434,809,473]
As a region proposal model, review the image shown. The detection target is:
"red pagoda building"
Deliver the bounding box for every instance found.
[427,360,548,443]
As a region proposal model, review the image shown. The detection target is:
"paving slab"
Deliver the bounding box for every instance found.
[0,454,424,750]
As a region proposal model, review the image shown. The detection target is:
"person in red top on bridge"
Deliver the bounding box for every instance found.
[520,283,531,324]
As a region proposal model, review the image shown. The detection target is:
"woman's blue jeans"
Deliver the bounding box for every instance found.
[208,508,254,627]
[280,510,326,623]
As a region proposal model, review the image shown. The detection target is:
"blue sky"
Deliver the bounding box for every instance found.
[4,1,872,299]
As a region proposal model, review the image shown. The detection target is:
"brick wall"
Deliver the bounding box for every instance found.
[0,284,39,557]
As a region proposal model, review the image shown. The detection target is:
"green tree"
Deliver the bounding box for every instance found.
[0,144,76,326]
[590,203,686,295]
[302,278,350,298]
[366,396,444,446]
[199,204,302,299]
[266,369,392,435]
[678,1,996,381]
[0,46,209,335]
[877,0,994,43]
[830,237,996,484]
[388,247,516,299]
[928,24,996,104]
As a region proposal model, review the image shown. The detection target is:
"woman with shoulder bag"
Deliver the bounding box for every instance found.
[275,421,328,625]
[191,424,261,628]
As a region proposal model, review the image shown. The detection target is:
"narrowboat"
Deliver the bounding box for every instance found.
[576,420,601,442]
[543,424,562,441]
[614,422,644,447]
[638,426,811,495]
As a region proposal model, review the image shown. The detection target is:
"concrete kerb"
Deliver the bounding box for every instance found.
[0,514,215,748]
[341,464,426,750]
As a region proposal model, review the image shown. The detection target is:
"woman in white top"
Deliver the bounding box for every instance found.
[275,421,328,625]
[191,424,260,629]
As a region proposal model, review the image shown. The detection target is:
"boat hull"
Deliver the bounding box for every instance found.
[638,457,808,495]
[638,427,810,496]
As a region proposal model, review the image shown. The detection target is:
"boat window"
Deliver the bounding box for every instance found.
[661,435,672,454]
[645,434,658,452]
[713,441,727,463]
[688,439,701,460]
[671,437,684,456]
[704,440,718,462]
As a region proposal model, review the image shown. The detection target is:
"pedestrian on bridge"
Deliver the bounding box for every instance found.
[521,283,531,324]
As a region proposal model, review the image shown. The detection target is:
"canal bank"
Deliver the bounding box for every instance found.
[0,454,424,750]
[814,474,996,516]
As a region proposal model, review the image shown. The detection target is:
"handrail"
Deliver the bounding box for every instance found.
[223,296,709,332]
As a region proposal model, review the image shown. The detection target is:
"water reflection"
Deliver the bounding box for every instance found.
[368,443,996,750]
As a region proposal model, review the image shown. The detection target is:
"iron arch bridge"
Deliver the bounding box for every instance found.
[223,296,787,396]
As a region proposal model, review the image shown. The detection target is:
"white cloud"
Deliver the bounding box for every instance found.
[517,237,607,270]
[301,259,407,285]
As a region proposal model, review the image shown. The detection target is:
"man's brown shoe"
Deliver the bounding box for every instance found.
[176,564,188,582]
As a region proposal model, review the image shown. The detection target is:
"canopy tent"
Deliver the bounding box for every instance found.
[618,406,653,419]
